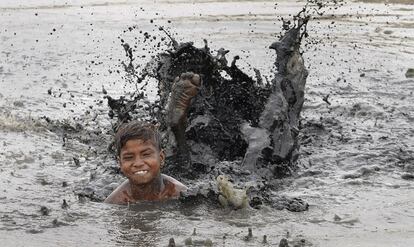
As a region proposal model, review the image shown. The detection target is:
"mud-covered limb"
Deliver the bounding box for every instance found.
[166,72,202,169]
[242,20,308,175]
[275,29,308,162]
[261,86,294,160]
[286,50,308,126]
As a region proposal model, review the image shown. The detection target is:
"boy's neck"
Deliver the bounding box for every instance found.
[129,173,165,201]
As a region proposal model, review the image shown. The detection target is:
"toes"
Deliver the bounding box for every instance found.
[175,72,201,87]
[180,72,194,80]
[190,74,201,87]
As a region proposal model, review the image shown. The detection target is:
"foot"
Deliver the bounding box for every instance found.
[168,72,201,127]
[167,72,201,170]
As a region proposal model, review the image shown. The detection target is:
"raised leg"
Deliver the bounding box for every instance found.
[167,72,201,168]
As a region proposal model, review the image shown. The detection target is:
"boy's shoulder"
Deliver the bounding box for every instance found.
[104,179,131,204]
[161,173,188,193]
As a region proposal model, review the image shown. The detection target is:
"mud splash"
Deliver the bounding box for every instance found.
[102,3,335,211]
[23,0,348,213]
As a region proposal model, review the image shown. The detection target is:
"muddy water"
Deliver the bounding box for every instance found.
[1,0,414,246]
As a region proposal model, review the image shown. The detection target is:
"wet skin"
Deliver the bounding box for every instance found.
[104,139,187,204]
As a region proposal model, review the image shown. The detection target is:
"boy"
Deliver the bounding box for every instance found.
[104,121,187,204]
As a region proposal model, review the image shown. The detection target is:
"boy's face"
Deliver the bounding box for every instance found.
[119,139,165,185]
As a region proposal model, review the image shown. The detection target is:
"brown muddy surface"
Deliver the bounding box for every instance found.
[1,0,413,246]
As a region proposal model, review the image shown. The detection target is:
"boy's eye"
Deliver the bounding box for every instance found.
[141,149,155,157]
[122,156,134,160]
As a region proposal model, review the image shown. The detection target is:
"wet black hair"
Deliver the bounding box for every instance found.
[114,121,161,156]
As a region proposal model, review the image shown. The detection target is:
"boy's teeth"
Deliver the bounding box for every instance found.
[135,171,148,175]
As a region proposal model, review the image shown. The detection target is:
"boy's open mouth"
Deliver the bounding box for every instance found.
[134,170,148,176]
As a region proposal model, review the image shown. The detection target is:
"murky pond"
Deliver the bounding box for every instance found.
[1,0,414,246]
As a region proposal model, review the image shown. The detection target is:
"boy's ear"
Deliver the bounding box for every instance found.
[160,149,166,168]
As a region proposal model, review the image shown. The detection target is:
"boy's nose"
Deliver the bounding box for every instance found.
[131,157,146,167]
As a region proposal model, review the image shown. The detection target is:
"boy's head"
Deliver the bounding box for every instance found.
[114,121,165,185]
[114,121,162,156]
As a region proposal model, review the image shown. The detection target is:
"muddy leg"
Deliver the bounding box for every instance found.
[242,24,308,176]
[167,72,201,168]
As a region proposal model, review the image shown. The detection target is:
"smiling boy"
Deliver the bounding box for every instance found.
[104,121,187,204]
